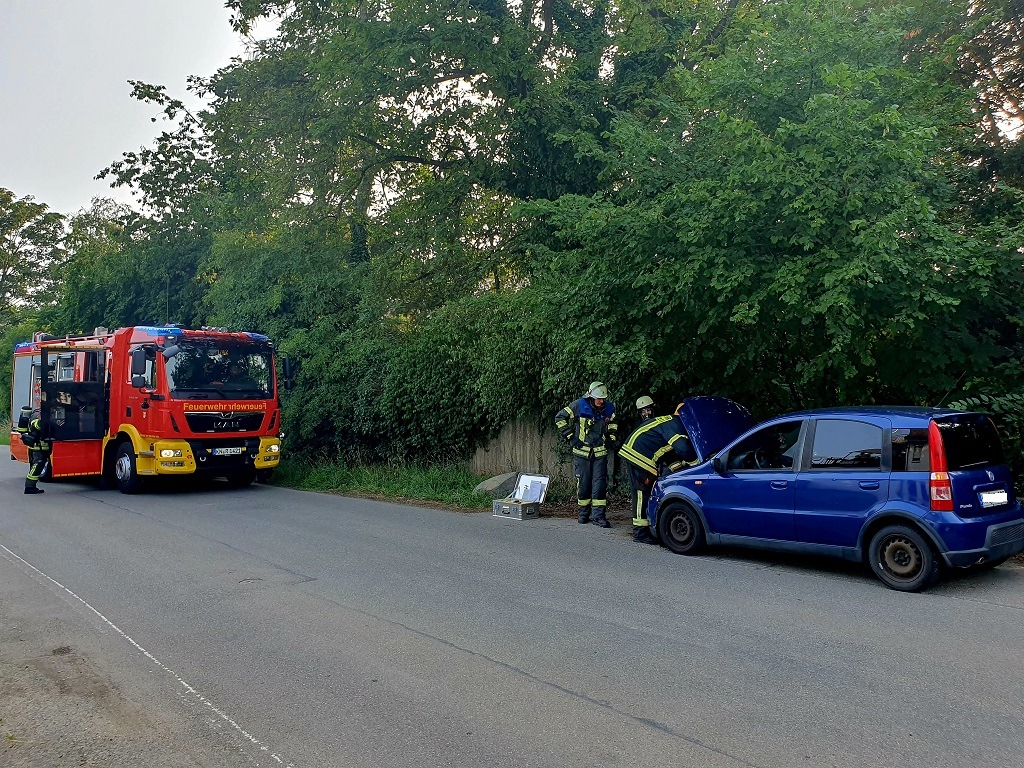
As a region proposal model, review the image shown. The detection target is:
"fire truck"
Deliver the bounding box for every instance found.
[8,325,287,493]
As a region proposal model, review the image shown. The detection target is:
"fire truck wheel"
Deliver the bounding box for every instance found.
[226,467,257,488]
[114,443,145,494]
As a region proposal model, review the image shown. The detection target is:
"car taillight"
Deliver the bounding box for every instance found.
[928,420,953,511]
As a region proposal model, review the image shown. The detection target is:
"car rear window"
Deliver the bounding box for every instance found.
[935,414,1005,470]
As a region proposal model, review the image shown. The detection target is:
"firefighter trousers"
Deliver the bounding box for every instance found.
[573,454,608,522]
[26,447,51,490]
[627,463,656,530]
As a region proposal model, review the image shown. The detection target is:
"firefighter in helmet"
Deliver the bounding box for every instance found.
[619,396,697,544]
[17,405,52,495]
[554,381,619,527]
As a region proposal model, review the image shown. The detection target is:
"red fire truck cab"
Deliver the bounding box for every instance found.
[8,325,284,493]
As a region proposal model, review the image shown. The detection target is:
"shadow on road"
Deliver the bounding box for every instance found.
[694,544,1022,593]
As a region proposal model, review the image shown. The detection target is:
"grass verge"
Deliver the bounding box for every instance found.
[271,457,627,520]
[271,458,493,510]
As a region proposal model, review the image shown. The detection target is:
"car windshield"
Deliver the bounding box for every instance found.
[164,343,273,399]
[935,414,1005,470]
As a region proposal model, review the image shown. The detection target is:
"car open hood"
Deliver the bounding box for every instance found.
[676,396,755,462]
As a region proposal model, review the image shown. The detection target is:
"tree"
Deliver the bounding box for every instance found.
[0,188,64,334]
[955,0,1024,147]
[56,0,1023,463]
[531,0,1024,416]
[41,198,209,333]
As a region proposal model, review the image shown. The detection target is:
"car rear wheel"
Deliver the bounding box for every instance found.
[868,524,942,592]
[658,503,705,555]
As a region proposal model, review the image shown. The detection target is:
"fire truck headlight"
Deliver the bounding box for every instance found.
[265,444,280,453]
[160,449,183,458]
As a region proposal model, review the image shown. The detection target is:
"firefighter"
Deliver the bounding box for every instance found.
[17,405,52,495]
[619,396,697,544]
[555,381,619,528]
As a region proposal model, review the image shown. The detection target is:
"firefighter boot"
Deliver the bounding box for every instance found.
[24,485,44,495]
[578,503,591,524]
[592,516,611,529]
[633,526,656,544]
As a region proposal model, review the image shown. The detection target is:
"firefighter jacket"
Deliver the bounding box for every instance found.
[17,408,50,452]
[555,398,618,459]
[619,415,696,476]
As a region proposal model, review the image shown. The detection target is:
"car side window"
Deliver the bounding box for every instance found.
[126,346,156,389]
[810,420,883,470]
[892,428,929,472]
[726,420,803,472]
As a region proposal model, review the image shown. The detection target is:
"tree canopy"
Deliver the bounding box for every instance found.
[6,0,1023,462]
[0,188,65,335]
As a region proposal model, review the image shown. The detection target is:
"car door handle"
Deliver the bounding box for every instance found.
[770,480,788,490]
[859,481,880,490]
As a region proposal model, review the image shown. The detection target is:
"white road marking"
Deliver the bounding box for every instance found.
[0,543,295,768]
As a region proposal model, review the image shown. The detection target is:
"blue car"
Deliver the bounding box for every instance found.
[649,398,1024,591]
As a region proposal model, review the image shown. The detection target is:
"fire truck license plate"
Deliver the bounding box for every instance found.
[213,447,244,456]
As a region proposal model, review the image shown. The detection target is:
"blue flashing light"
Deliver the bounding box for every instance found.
[136,325,184,337]
[14,342,34,352]
[244,332,271,342]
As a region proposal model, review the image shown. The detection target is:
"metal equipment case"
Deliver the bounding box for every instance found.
[492,473,549,521]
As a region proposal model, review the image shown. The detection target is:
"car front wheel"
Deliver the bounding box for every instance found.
[868,524,942,592]
[658,503,705,555]
[114,443,145,495]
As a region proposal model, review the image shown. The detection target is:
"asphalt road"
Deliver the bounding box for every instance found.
[2,447,1023,768]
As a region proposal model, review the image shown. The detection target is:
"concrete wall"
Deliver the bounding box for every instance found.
[469,417,570,479]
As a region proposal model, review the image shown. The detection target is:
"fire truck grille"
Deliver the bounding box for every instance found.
[184,412,265,433]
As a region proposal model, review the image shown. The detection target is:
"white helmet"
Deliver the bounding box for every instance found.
[585,381,608,399]
[636,395,655,410]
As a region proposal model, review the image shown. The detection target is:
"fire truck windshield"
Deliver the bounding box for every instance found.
[164,343,273,399]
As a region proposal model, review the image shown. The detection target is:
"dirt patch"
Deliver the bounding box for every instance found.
[321,488,490,513]
[538,484,634,523]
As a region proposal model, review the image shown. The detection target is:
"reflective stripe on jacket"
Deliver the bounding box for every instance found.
[20,413,49,452]
[619,415,696,475]
[555,398,618,458]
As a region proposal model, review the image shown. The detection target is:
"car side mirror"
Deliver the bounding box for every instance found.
[712,455,727,476]
[162,344,180,360]
[131,375,147,389]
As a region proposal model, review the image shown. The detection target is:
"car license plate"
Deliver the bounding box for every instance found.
[980,489,1008,508]
[212,447,244,456]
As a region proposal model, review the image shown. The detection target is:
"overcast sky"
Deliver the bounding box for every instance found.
[1,1,254,216]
